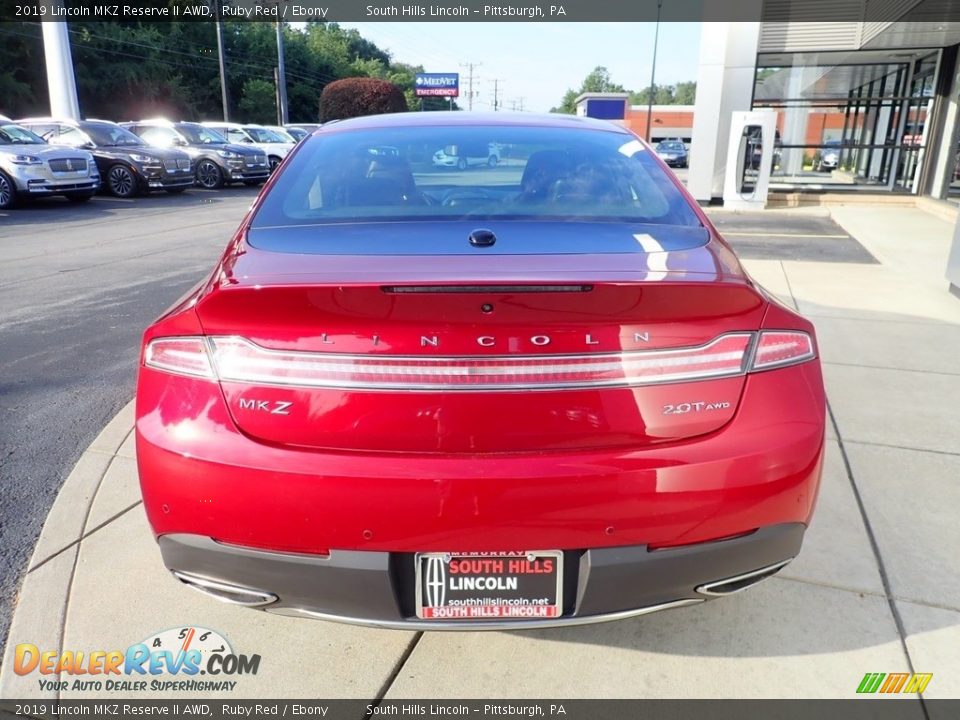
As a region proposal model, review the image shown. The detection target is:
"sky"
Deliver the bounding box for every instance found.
[337,22,702,113]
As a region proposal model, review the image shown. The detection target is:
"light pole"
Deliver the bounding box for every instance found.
[212,1,231,121]
[275,21,289,125]
[645,0,663,143]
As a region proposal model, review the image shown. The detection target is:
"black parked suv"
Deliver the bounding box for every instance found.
[121,120,270,189]
[15,118,194,198]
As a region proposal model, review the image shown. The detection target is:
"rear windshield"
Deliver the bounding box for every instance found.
[250,125,701,228]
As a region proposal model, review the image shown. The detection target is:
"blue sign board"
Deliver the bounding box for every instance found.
[415,73,460,98]
[585,98,627,120]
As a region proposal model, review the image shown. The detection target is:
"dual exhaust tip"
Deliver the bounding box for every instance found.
[695,558,792,597]
[171,558,793,611]
[171,571,277,608]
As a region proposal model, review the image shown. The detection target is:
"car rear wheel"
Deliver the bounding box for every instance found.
[487,155,498,167]
[107,165,138,198]
[457,157,467,170]
[0,172,19,209]
[196,160,224,189]
[65,192,94,203]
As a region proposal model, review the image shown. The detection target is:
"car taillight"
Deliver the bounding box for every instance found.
[205,334,754,390]
[144,331,814,389]
[144,337,215,379]
[751,331,815,371]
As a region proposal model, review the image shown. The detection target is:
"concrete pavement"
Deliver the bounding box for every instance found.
[0,187,262,651]
[2,203,959,700]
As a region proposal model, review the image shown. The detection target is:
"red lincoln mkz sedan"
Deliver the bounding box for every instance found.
[136,112,825,629]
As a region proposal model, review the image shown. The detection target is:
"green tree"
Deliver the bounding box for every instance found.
[239,79,277,124]
[0,20,436,123]
[674,81,696,104]
[631,83,676,105]
[551,66,626,114]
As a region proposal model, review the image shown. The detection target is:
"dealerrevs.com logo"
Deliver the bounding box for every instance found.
[14,626,260,693]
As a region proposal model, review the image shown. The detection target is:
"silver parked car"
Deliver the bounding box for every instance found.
[0,120,100,209]
[816,140,843,172]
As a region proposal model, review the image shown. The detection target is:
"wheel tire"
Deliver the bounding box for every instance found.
[268,156,282,171]
[107,164,138,198]
[196,159,225,189]
[166,187,187,195]
[457,157,467,170]
[65,192,94,203]
[0,172,19,209]
[487,155,498,167]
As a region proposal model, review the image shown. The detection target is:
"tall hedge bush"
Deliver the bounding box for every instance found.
[319,77,408,122]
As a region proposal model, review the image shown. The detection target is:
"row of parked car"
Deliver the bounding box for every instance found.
[0,114,322,210]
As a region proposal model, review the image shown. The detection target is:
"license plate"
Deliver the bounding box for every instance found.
[415,551,563,621]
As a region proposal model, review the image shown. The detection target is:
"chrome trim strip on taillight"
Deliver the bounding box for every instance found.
[144,330,815,391]
[206,333,755,391]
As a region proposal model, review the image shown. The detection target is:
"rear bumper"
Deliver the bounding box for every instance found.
[137,358,825,554]
[159,523,804,629]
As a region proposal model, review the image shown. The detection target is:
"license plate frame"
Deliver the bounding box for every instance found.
[414,550,563,621]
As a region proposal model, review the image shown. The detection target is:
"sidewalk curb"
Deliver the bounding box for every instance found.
[0,401,136,697]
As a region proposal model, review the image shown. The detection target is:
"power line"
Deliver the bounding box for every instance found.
[460,62,481,111]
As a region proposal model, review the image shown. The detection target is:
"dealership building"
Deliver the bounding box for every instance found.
[687,15,960,207]
[579,7,960,210]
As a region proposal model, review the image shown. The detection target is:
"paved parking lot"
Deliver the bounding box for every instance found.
[1,196,959,701]
[0,188,260,650]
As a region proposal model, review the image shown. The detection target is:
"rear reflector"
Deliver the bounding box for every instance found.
[144,331,814,391]
[751,331,815,370]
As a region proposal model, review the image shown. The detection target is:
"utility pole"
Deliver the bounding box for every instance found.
[460,62,480,111]
[645,0,663,142]
[275,21,289,125]
[492,79,502,111]
[212,1,231,121]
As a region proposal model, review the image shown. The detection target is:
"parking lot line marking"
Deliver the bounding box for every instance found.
[722,232,850,239]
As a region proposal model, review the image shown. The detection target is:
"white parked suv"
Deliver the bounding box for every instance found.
[433,142,501,170]
[0,119,100,209]
[201,122,294,170]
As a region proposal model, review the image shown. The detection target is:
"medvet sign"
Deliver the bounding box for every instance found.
[414,73,460,97]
